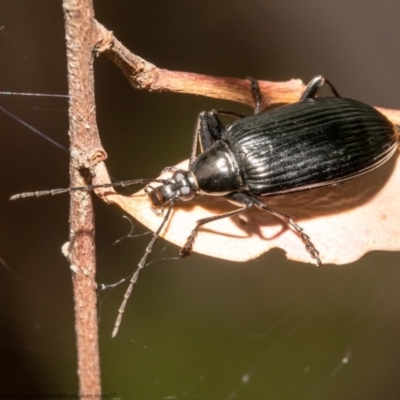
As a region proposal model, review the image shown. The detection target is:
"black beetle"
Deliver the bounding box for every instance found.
[146,75,397,263]
[11,75,399,336]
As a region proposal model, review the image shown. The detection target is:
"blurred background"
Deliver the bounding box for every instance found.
[1,1,400,399]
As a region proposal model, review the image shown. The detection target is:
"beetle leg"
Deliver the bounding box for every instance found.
[190,110,245,168]
[180,192,320,266]
[248,195,322,266]
[189,111,224,167]
[247,76,262,114]
[300,75,341,100]
[181,191,321,266]
[232,193,321,266]
[180,193,255,257]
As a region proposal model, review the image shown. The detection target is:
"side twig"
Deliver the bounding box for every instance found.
[93,20,400,125]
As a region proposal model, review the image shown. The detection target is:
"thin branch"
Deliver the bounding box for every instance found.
[93,20,400,126]
[63,0,104,394]
[93,21,304,109]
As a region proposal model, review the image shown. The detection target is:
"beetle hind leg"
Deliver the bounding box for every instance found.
[247,76,262,114]
[280,215,321,266]
[180,191,321,266]
[254,200,322,266]
[230,192,321,266]
[300,75,340,100]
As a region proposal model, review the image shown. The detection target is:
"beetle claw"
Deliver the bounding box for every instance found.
[180,231,197,257]
[179,246,192,257]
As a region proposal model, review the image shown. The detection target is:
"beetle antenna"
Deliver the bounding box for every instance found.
[9,178,168,201]
[111,194,179,338]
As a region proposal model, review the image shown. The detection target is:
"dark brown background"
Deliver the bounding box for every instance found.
[1,1,400,399]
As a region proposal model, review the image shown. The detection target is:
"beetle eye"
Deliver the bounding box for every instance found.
[180,186,195,201]
[172,170,186,182]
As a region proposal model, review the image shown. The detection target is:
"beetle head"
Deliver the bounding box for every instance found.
[146,170,197,207]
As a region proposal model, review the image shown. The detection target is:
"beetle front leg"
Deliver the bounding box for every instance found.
[189,110,246,168]
[180,193,255,257]
[189,111,225,167]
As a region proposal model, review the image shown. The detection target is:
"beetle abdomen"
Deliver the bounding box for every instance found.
[225,97,397,195]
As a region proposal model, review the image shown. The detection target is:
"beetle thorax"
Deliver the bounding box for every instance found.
[190,141,243,196]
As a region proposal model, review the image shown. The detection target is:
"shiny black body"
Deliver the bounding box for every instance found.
[191,97,397,196]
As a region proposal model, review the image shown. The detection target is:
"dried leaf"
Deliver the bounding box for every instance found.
[93,151,400,265]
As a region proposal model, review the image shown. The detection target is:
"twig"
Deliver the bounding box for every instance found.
[93,20,400,126]
[63,0,105,394]
[93,21,304,110]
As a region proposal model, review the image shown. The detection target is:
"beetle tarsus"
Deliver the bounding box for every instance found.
[180,232,196,257]
[303,234,321,267]
[287,219,321,267]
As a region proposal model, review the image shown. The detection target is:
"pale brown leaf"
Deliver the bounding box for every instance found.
[93,151,400,265]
